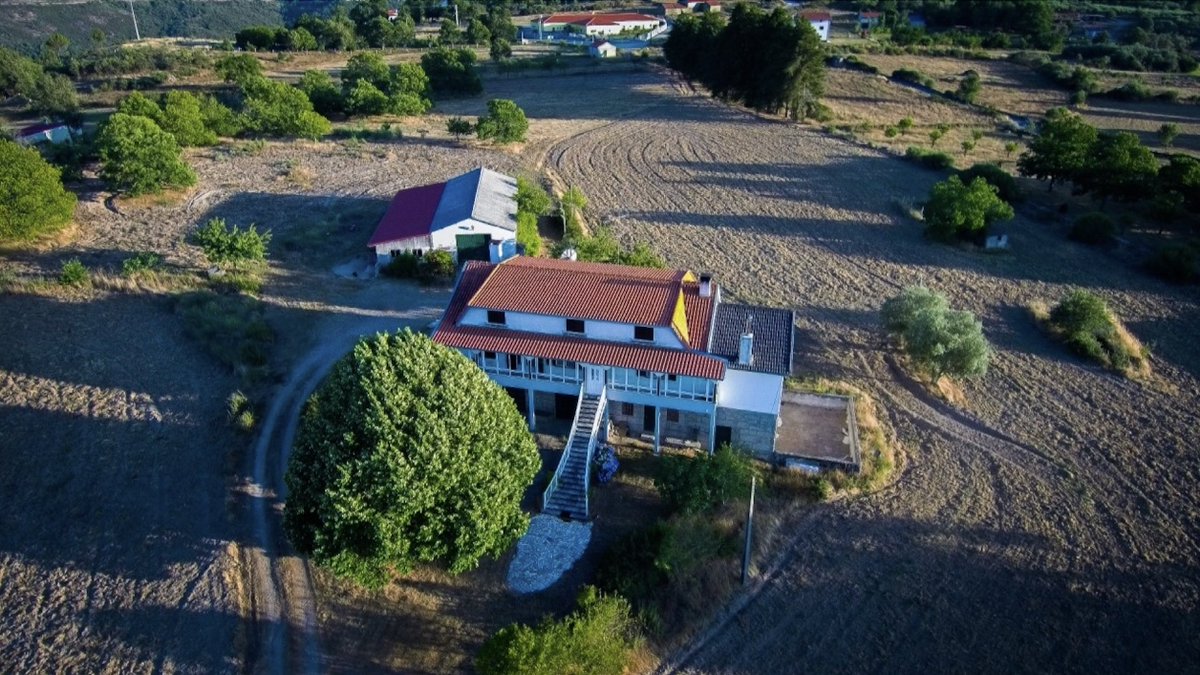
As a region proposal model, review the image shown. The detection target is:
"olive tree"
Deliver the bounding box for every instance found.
[284,330,541,587]
[0,140,76,242]
[882,286,990,380]
[96,113,196,195]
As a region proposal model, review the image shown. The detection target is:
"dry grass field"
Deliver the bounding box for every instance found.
[1078,99,1200,155]
[4,60,1200,674]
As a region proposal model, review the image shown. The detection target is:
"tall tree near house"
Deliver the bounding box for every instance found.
[96,113,196,196]
[283,330,540,588]
[0,140,76,243]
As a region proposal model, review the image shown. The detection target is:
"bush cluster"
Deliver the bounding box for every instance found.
[923,175,1014,242]
[0,140,77,243]
[1068,213,1118,247]
[1046,290,1145,372]
[380,250,456,284]
[882,286,990,380]
[175,290,273,382]
[904,146,955,170]
[59,258,89,287]
[193,218,271,266]
[653,444,755,515]
[958,163,1021,204]
[1145,244,1198,284]
[476,99,528,144]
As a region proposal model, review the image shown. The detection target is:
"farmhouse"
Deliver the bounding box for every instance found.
[433,256,796,519]
[589,39,618,58]
[538,11,663,37]
[368,167,518,268]
[800,9,831,42]
[15,122,73,146]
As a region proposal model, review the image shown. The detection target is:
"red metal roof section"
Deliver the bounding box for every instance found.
[367,181,447,246]
[544,12,659,26]
[17,122,65,136]
[435,261,726,380]
[466,256,705,336]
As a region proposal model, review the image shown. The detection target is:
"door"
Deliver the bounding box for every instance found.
[554,394,576,420]
[585,365,606,395]
[715,425,733,450]
[455,233,489,262]
[643,405,656,433]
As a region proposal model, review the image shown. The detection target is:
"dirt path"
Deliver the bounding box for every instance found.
[243,280,451,674]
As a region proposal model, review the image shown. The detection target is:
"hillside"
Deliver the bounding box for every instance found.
[0,0,338,51]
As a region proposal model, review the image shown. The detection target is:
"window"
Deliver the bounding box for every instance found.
[638,370,651,378]
[507,354,520,370]
[566,318,585,334]
[487,310,506,325]
[634,325,654,341]
[484,351,496,359]
[621,402,634,416]
[666,409,679,423]
[667,373,677,382]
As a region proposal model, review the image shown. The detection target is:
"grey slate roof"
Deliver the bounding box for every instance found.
[431,167,518,233]
[709,302,795,376]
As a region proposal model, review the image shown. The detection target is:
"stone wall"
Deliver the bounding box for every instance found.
[715,407,778,457]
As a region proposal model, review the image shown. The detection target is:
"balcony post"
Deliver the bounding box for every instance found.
[654,406,662,456]
[526,388,537,431]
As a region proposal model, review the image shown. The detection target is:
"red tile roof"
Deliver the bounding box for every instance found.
[544,12,659,27]
[801,10,832,21]
[434,261,726,380]
[465,257,715,347]
[367,181,447,246]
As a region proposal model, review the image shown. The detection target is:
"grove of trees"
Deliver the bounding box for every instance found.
[0,140,77,243]
[665,5,825,119]
[283,330,541,587]
[96,113,197,196]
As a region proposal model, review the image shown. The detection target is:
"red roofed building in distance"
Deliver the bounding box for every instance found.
[538,11,664,37]
[433,256,796,519]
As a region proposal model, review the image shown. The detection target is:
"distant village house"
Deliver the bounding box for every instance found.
[800,10,831,42]
[538,12,663,37]
[14,122,73,146]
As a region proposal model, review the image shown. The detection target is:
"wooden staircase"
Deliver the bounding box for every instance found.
[543,391,605,521]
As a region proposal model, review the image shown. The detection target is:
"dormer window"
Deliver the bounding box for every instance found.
[566,318,585,334]
[634,325,654,341]
[487,310,506,325]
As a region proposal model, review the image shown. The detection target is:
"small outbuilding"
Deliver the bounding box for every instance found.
[800,10,831,42]
[589,39,618,58]
[15,122,73,146]
[369,167,519,268]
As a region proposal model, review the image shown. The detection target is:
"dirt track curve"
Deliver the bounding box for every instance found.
[540,70,1200,673]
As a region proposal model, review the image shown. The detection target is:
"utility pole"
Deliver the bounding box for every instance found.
[741,475,756,586]
[128,0,141,41]
[454,4,460,28]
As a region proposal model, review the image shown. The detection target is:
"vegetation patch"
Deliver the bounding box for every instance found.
[1031,290,1149,378]
[477,587,641,675]
[904,146,955,171]
[882,285,991,383]
[1145,244,1199,284]
[175,290,273,384]
[59,258,90,288]
[1068,213,1119,247]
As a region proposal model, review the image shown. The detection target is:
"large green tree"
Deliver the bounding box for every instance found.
[923,175,1014,241]
[159,91,219,147]
[284,330,541,587]
[882,286,990,381]
[240,76,331,139]
[0,140,77,242]
[476,98,528,143]
[96,113,196,196]
[1074,131,1159,203]
[1017,107,1098,188]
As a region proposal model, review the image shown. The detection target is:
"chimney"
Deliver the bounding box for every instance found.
[699,273,713,298]
[737,315,753,366]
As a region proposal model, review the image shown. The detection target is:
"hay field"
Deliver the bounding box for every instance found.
[522,68,1200,672]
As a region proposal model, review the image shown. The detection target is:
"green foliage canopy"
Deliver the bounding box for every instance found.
[1017,108,1098,188]
[284,330,541,586]
[0,140,76,242]
[882,286,990,380]
[654,445,755,515]
[1075,131,1159,203]
[476,98,528,144]
[421,48,483,96]
[193,217,271,265]
[923,175,1014,242]
[240,76,331,139]
[96,113,196,195]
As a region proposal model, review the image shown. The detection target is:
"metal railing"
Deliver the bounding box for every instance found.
[582,386,607,517]
[479,356,583,385]
[543,384,587,511]
[607,369,715,402]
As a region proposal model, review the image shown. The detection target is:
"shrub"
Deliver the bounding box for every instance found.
[59,258,89,287]
[1145,244,1198,284]
[240,76,331,140]
[1068,213,1118,246]
[904,146,955,170]
[1158,122,1180,147]
[516,176,552,216]
[476,98,528,144]
[419,249,456,283]
[883,286,990,380]
[446,116,473,140]
[158,91,218,147]
[892,67,935,88]
[516,211,541,257]
[284,330,540,586]
[421,47,482,96]
[654,444,755,516]
[923,175,1014,242]
[121,251,163,276]
[96,113,196,196]
[1046,290,1145,372]
[227,390,255,432]
[193,218,271,266]
[958,163,1021,203]
[956,70,982,103]
[592,445,619,485]
[477,587,639,675]
[381,252,419,278]
[0,140,76,243]
[175,290,273,382]
[215,54,262,84]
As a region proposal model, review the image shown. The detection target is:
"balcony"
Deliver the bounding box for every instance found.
[607,368,715,402]
[473,354,715,402]
[477,354,583,385]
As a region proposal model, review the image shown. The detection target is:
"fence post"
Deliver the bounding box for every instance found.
[741,475,756,586]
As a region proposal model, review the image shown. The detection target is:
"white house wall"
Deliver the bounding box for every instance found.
[809,19,830,41]
[430,219,514,250]
[716,368,783,415]
[459,308,686,349]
